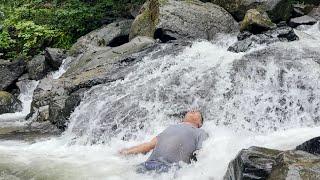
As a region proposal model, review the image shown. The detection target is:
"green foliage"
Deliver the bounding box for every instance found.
[0,0,145,60]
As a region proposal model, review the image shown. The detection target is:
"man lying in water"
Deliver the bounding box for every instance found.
[119,110,208,173]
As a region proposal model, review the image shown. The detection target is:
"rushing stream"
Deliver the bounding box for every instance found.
[1,24,320,180]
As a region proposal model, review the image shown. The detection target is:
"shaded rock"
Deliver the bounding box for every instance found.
[70,19,133,54]
[277,21,288,27]
[289,15,317,28]
[27,55,51,80]
[224,146,281,180]
[0,57,26,91]
[228,26,298,53]
[45,48,67,70]
[240,9,276,34]
[224,146,320,180]
[237,31,252,41]
[130,4,143,18]
[0,91,22,114]
[308,6,320,20]
[206,0,320,22]
[30,77,54,114]
[228,38,253,53]
[296,136,320,156]
[129,0,238,42]
[49,88,87,129]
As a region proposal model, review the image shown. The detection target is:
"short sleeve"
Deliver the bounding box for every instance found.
[196,130,209,150]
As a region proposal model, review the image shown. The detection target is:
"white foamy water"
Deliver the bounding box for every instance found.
[0,80,38,126]
[1,24,320,179]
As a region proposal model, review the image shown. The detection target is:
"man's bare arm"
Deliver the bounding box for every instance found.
[119,137,157,155]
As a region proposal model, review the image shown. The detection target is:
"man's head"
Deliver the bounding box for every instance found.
[183,110,203,128]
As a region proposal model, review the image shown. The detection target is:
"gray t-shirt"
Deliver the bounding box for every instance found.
[146,123,208,164]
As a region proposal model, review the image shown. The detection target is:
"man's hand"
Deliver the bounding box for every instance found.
[118,137,157,156]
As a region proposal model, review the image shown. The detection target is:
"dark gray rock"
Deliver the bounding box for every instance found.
[289,15,317,28]
[296,136,320,156]
[0,57,26,91]
[228,38,253,53]
[224,146,280,180]
[70,19,134,54]
[224,146,320,180]
[228,26,298,53]
[45,48,67,70]
[27,55,51,80]
[237,31,252,41]
[49,88,87,129]
[0,91,22,114]
[130,0,238,42]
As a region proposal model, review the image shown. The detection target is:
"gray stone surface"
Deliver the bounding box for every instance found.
[27,55,51,80]
[71,19,134,54]
[0,57,26,91]
[289,15,317,28]
[130,0,238,42]
[45,48,67,70]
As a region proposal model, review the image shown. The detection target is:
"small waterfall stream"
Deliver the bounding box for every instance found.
[1,24,320,179]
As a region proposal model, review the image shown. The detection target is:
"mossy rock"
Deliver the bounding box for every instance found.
[130,0,238,41]
[129,0,160,40]
[0,91,22,114]
[240,9,276,33]
[205,0,320,22]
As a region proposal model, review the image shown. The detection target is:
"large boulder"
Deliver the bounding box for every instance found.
[0,57,26,91]
[289,15,317,28]
[45,48,67,70]
[29,36,155,130]
[129,0,238,42]
[27,55,51,80]
[240,9,276,33]
[224,146,320,180]
[296,136,320,156]
[70,19,134,54]
[206,0,320,22]
[0,91,22,114]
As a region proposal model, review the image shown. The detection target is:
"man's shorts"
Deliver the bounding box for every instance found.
[136,160,179,173]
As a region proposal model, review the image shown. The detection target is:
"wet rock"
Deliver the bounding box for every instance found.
[228,26,298,53]
[224,146,281,180]
[71,19,133,54]
[228,38,253,53]
[296,136,320,156]
[30,36,155,130]
[289,15,317,28]
[129,0,238,42]
[27,55,51,80]
[49,88,87,129]
[224,146,320,180]
[240,9,276,34]
[308,6,320,20]
[237,31,252,41]
[45,48,67,70]
[0,57,26,91]
[0,91,22,114]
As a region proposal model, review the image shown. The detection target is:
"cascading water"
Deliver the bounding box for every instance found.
[1,24,320,179]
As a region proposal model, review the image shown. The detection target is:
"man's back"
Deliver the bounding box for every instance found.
[146,123,208,164]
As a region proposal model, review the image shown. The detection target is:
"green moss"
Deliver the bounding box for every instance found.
[0,91,14,104]
[129,0,160,40]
